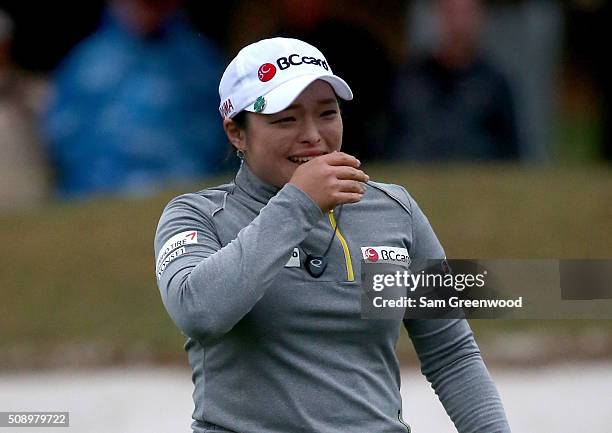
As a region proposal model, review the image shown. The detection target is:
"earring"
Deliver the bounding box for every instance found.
[236,149,245,160]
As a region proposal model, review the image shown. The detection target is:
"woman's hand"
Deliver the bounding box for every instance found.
[288,151,369,212]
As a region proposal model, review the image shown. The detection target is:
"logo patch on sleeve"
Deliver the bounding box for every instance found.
[156,231,198,279]
[284,248,301,268]
[361,246,410,266]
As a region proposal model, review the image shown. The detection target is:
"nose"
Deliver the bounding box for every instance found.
[298,115,322,145]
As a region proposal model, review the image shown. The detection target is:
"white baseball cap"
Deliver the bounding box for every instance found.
[218,37,353,119]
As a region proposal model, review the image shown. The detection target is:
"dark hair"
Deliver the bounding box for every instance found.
[232,110,249,130]
[224,111,249,160]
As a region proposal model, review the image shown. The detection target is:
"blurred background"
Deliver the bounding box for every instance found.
[0,0,611,431]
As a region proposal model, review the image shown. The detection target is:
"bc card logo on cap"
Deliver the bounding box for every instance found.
[276,54,329,71]
[219,37,352,119]
[257,54,329,84]
[258,63,277,82]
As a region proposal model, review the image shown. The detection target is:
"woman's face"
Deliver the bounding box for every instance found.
[229,80,343,188]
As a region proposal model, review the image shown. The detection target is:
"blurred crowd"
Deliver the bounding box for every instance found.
[0,0,609,209]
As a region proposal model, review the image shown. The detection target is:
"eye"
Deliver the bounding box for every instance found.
[271,116,296,124]
[321,110,338,118]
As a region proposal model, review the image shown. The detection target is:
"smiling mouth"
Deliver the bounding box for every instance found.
[288,152,328,164]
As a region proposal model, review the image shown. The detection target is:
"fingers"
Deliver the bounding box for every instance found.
[333,179,366,207]
[289,150,368,211]
[337,179,366,194]
[334,166,369,183]
[323,151,361,168]
[333,192,364,205]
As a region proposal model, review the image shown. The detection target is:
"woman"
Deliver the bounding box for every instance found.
[155,37,511,433]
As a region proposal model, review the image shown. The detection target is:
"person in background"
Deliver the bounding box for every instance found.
[388,0,519,161]
[42,0,226,199]
[0,9,49,209]
[568,1,612,161]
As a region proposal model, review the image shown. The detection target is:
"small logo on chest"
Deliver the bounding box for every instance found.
[284,248,301,268]
[361,246,410,266]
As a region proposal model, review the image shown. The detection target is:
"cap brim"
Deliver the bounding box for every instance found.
[244,74,353,115]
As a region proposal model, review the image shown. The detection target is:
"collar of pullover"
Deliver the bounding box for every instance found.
[234,162,281,204]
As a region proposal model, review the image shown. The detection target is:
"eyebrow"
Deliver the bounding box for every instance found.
[284,98,338,111]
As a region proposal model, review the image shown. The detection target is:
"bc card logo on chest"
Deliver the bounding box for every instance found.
[361,246,410,267]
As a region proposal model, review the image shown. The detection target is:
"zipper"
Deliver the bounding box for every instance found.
[327,210,354,281]
[398,409,411,432]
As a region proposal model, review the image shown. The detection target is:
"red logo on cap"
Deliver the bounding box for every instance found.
[258,63,277,82]
[364,248,379,262]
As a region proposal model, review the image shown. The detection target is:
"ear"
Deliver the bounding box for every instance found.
[223,118,246,152]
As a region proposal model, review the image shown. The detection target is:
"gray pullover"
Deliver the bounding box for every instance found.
[154,163,511,433]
